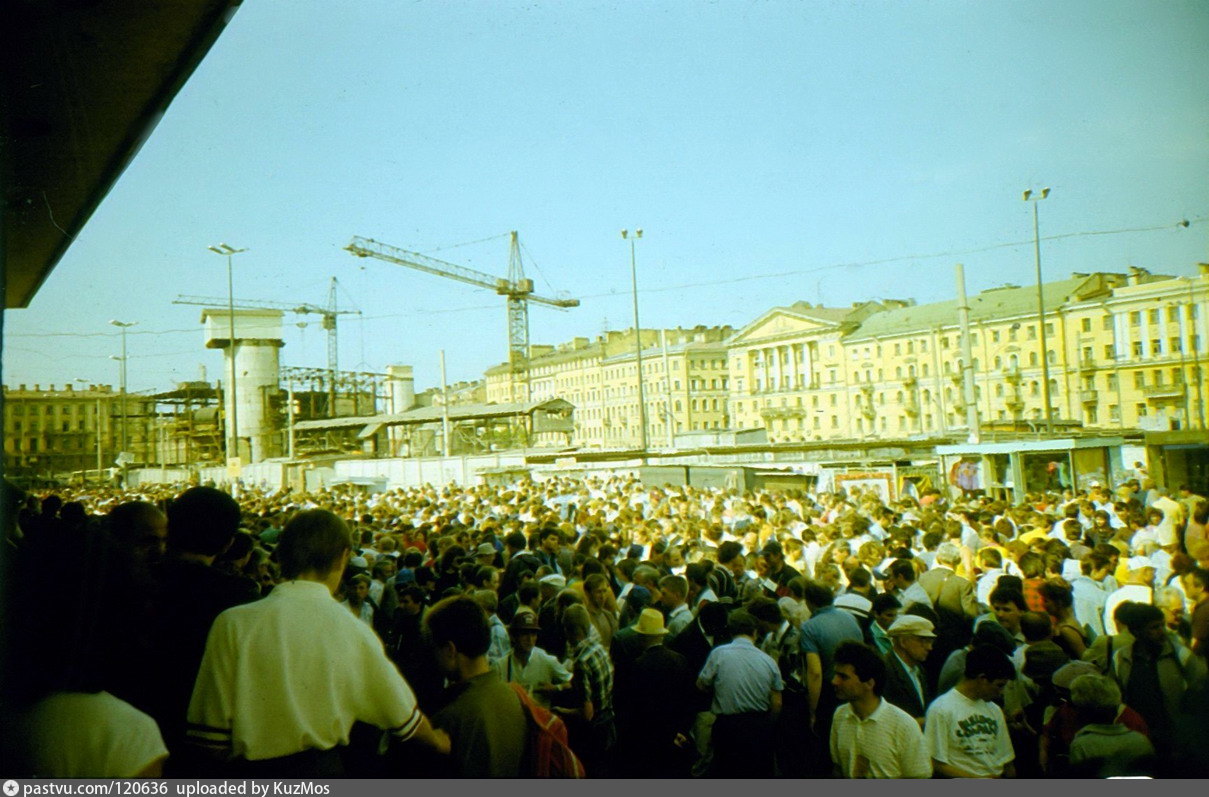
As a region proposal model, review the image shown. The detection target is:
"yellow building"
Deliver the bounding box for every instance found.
[726,300,893,442]
[486,326,733,449]
[481,266,1207,450]
[732,267,1208,442]
[2,383,155,480]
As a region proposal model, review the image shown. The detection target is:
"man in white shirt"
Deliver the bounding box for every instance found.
[659,575,694,637]
[1070,552,1114,638]
[186,510,450,776]
[829,641,931,778]
[925,644,1017,778]
[1102,557,1155,636]
[492,611,571,708]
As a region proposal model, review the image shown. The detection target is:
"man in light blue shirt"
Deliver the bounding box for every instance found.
[697,610,783,777]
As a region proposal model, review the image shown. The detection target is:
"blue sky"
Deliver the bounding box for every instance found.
[4,0,1207,395]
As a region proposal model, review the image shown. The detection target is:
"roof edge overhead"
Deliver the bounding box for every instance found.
[2,0,245,308]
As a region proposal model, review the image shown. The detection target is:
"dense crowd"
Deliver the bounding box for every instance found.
[2,471,1208,778]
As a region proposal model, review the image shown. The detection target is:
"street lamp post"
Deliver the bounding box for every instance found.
[1023,188,1054,435]
[110,320,136,481]
[621,229,648,453]
[208,243,248,461]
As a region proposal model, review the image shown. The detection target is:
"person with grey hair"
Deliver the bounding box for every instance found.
[1067,674,1155,777]
[918,541,979,681]
[1154,586,1191,646]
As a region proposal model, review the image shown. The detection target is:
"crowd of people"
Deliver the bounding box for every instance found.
[2,471,1208,778]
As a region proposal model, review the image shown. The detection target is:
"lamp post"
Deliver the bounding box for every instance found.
[208,243,248,461]
[109,320,136,482]
[621,228,648,453]
[1023,188,1054,435]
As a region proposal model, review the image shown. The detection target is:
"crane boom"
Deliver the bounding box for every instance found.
[346,231,580,404]
[345,236,579,308]
[174,295,360,317]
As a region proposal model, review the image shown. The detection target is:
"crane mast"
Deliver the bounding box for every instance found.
[345,232,579,404]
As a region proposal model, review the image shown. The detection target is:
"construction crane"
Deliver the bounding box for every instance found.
[174,277,360,414]
[345,232,580,402]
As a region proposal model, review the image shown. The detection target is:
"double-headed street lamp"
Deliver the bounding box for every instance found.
[208,243,248,460]
[1023,188,1054,435]
[621,228,648,453]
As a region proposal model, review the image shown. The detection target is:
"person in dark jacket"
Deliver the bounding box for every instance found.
[881,614,936,725]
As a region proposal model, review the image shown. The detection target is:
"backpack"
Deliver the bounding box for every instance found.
[507,682,587,778]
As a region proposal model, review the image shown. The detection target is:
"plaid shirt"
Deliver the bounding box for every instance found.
[569,637,614,718]
[1023,577,1048,614]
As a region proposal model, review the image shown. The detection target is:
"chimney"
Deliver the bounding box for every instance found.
[1198,263,1209,278]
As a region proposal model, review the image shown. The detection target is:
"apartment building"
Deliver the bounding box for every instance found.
[485,326,733,449]
[2,383,155,479]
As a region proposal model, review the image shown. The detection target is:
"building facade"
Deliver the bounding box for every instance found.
[486,326,733,449]
[481,266,1208,448]
[2,383,155,481]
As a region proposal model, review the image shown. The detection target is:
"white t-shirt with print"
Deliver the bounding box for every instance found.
[924,687,1014,777]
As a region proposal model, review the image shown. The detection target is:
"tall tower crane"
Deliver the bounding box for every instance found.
[345,232,580,403]
[174,277,360,414]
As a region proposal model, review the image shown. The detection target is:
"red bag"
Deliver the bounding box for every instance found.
[507,683,587,778]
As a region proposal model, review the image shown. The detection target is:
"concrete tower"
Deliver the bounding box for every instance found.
[201,308,284,464]
[385,365,415,455]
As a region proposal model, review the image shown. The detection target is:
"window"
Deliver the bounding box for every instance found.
[1133,372,1146,389]
[1151,339,1162,356]
[1132,341,1143,357]
[1107,374,1118,390]
[1137,403,1148,418]
[1045,323,1054,335]
[1109,404,1121,422]
[894,343,901,355]
[1148,309,1160,324]
[1153,370,1163,386]
[1130,311,1141,326]
[1170,337,1182,353]
[1080,318,1092,333]
[1027,325,1037,340]
[1102,315,1113,330]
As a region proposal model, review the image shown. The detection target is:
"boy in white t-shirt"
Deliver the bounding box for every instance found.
[924,644,1017,778]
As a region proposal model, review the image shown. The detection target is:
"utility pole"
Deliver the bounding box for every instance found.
[440,350,452,456]
[660,329,675,449]
[1024,188,1054,434]
[622,228,648,453]
[956,264,981,444]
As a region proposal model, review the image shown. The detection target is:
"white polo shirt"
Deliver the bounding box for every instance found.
[830,697,931,778]
[187,580,422,761]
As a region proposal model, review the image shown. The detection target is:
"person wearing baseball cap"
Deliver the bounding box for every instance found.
[490,610,570,709]
[881,615,936,724]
